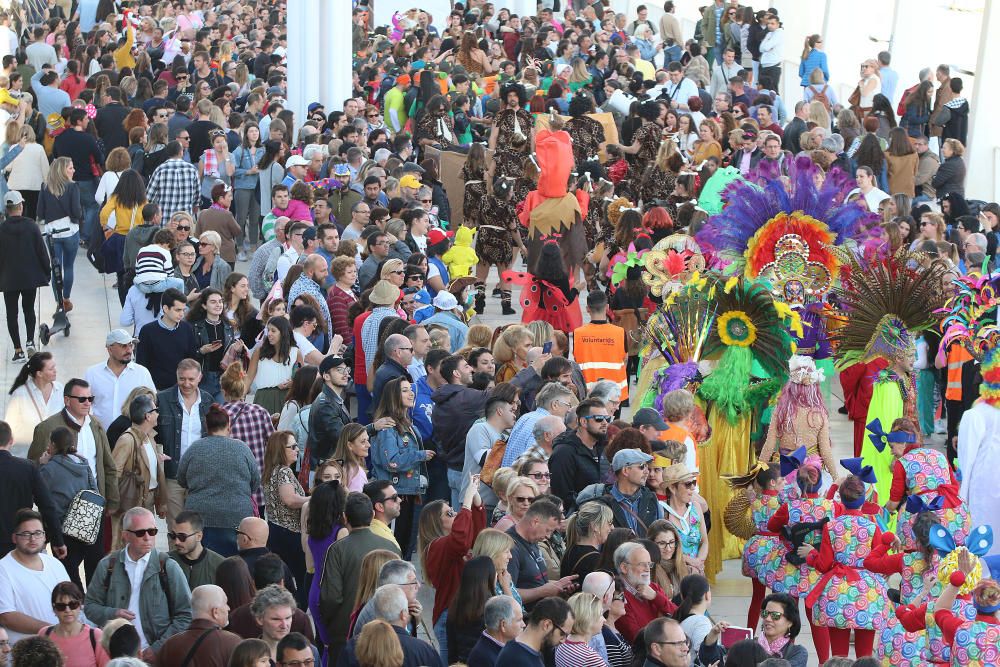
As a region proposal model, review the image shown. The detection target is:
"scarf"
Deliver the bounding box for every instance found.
[757,634,791,656]
[211,202,229,212]
[203,149,220,178]
[437,115,454,143]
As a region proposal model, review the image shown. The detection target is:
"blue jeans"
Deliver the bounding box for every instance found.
[77,179,99,245]
[447,468,464,510]
[200,371,223,403]
[433,609,448,665]
[51,233,79,298]
[663,44,683,66]
[355,382,372,424]
[202,526,238,557]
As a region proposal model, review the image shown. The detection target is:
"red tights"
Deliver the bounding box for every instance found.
[748,579,767,630]
[804,605,831,663]
[829,627,875,658]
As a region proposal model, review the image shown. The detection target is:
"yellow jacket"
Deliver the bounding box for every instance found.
[441,226,478,278]
[101,194,144,236]
[113,27,136,71]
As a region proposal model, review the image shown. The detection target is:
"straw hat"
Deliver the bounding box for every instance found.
[662,463,699,487]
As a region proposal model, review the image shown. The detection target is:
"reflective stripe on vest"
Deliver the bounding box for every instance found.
[945,346,973,401]
[574,323,628,400]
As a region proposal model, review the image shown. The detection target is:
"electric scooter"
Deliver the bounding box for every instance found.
[38,231,71,344]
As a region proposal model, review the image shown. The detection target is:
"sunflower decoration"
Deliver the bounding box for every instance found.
[695,155,871,305]
[831,250,950,369]
[642,234,706,297]
[698,276,796,423]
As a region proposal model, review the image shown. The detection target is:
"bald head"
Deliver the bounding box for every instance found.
[582,571,614,610]
[305,253,326,272]
[238,517,268,548]
[384,333,414,366]
[192,585,227,618]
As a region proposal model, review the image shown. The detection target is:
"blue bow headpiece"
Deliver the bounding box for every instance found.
[905,495,945,515]
[929,524,994,558]
[840,457,878,485]
[780,446,808,478]
[866,418,916,453]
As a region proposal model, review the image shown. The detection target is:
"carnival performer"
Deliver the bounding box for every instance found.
[488,82,533,181]
[473,176,524,317]
[832,250,949,506]
[502,241,582,334]
[872,417,971,552]
[757,355,838,484]
[563,93,606,170]
[763,449,834,663]
[460,143,488,228]
[932,529,1000,666]
[798,474,891,659]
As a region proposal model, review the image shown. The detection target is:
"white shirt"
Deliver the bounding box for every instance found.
[66,412,98,480]
[178,389,202,460]
[142,437,159,490]
[275,245,301,283]
[663,78,699,109]
[410,233,427,254]
[85,361,156,430]
[759,28,785,67]
[123,550,152,648]
[3,379,64,444]
[958,402,1000,557]
[0,552,70,644]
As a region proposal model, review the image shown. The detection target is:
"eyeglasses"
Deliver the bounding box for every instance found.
[583,415,612,423]
[279,660,315,667]
[381,494,400,503]
[168,531,198,541]
[286,443,300,451]
[655,539,677,549]
[629,561,654,570]
[553,624,573,639]
[390,269,405,275]
[419,199,432,203]
[126,528,159,538]
[178,135,191,141]
[70,395,96,403]
[761,610,785,621]
[14,530,45,539]
[682,480,698,488]
[176,225,191,231]
[613,592,625,601]
[444,509,457,517]
[209,129,226,138]
[178,251,196,257]
[367,113,379,118]
[235,530,250,538]
[528,472,551,480]
[53,600,81,611]
[653,638,691,650]
[513,495,535,503]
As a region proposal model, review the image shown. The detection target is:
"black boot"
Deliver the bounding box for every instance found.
[501,291,515,315]
[474,282,486,314]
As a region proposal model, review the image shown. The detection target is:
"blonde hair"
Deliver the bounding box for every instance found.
[220,362,248,400]
[568,592,604,636]
[120,386,156,417]
[807,101,830,129]
[105,146,131,172]
[492,325,531,365]
[662,389,694,422]
[504,476,539,501]
[525,321,554,347]
[18,124,36,144]
[942,138,965,157]
[45,157,74,197]
[490,468,517,502]
[379,258,405,280]
[565,501,613,551]
[356,620,404,667]
[198,230,222,251]
[353,550,400,611]
[465,324,493,349]
[471,528,516,571]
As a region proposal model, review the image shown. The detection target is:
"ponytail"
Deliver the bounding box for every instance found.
[8,352,53,396]
[674,573,711,622]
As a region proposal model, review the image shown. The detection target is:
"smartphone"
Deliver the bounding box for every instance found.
[542,341,553,354]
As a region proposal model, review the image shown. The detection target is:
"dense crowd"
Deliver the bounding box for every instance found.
[0,1,997,667]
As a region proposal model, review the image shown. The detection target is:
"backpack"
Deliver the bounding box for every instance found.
[104,550,174,617]
[809,85,831,112]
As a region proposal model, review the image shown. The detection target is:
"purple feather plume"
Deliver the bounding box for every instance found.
[653,361,700,413]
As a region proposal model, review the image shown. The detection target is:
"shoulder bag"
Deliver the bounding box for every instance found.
[480,437,508,485]
[62,459,106,545]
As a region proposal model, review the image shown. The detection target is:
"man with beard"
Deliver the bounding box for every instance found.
[495,597,574,667]
[549,399,611,510]
[84,329,155,429]
[613,541,678,644]
[307,356,353,468]
[606,449,663,532]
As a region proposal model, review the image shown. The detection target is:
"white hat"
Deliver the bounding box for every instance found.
[432,292,459,310]
[788,355,824,385]
[285,155,309,168]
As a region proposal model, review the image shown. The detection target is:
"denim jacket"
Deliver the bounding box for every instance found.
[371,426,427,495]
[232,145,264,190]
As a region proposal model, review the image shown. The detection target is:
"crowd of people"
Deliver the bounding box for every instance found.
[0,1,997,667]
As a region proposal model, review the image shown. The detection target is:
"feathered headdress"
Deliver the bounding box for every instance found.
[938,272,1000,405]
[642,234,706,298]
[831,250,949,369]
[608,243,647,287]
[698,276,795,423]
[696,157,871,305]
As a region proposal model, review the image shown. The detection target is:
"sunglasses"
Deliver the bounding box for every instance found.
[444,509,457,517]
[126,528,159,538]
[70,395,96,403]
[584,415,612,423]
[513,495,535,503]
[177,225,191,231]
[53,601,81,611]
[528,472,552,479]
[168,531,197,542]
[761,610,784,621]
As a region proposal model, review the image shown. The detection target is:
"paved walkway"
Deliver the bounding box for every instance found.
[0,254,946,662]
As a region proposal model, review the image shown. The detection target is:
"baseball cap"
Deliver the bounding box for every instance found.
[307,102,325,114]
[632,408,668,431]
[319,356,346,374]
[285,155,309,168]
[400,162,426,175]
[3,191,23,206]
[106,329,135,346]
[301,227,317,244]
[427,228,453,246]
[399,174,422,190]
[612,448,654,472]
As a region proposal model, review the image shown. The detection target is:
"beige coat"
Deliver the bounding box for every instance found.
[113,425,167,514]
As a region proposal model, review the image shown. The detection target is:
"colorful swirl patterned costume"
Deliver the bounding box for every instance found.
[664,502,703,559]
[893,448,970,552]
[741,490,783,581]
[806,512,890,630]
[876,615,927,667]
[763,494,834,596]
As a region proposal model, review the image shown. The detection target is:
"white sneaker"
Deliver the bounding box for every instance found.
[237,250,248,262]
[934,419,947,434]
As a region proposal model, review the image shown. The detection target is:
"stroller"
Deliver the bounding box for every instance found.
[38,230,71,344]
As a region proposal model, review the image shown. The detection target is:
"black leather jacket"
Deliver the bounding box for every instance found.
[307,384,353,466]
[190,317,237,373]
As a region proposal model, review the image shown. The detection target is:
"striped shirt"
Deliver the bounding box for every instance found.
[134,244,173,284]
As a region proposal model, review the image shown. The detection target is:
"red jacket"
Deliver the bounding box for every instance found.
[617,582,678,644]
[426,505,486,624]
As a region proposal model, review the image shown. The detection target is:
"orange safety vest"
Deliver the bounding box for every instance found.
[573,322,628,400]
[945,345,973,401]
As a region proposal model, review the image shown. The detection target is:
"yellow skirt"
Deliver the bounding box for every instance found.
[701,407,751,582]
